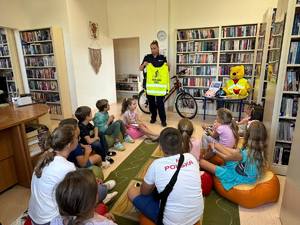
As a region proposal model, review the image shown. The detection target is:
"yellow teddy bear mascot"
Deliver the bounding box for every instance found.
[223,65,251,97]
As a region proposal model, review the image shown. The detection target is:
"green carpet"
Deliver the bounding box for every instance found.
[106,140,240,225]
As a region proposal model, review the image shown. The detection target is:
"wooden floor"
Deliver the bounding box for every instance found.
[0,103,284,225]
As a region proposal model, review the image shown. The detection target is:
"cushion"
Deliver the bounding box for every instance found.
[200,171,213,196]
[139,214,201,225]
[95,203,108,216]
[214,170,280,208]
[105,132,124,149]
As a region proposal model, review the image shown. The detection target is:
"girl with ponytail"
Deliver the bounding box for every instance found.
[178,118,201,161]
[29,125,78,225]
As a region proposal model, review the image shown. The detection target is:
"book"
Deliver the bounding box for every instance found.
[222,25,257,38]
[221,39,255,50]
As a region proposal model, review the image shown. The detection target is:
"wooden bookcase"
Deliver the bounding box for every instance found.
[0,27,23,99]
[19,27,72,120]
[176,23,259,115]
[263,0,300,175]
[116,74,140,100]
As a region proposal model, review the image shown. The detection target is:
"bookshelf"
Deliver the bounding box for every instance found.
[19,27,72,120]
[253,8,276,105]
[0,28,23,98]
[116,74,140,100]
[263,0,300,175]
[176,24,260,115]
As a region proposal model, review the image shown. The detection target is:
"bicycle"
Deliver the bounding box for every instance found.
[137,70,198,119]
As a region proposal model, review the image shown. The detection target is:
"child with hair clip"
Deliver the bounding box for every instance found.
[201,108,239,158]
[200,121,268,190]
[178,118,202,161]
[51,169,117,225]
[121,97,158,140]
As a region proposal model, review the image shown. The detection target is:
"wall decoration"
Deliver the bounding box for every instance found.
[89,21,99,39]
[89,47,102,74]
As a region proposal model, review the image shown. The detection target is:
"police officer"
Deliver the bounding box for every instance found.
[139,40,168,127]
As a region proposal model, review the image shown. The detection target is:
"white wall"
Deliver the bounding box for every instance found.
[66,0,116,108]
[113,38,140,75]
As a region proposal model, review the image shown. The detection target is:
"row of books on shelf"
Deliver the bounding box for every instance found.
[288,42,300,64]
[182,77,215,87]
[177,66,218,76]
[284,70,300,92]
[292,13,300,35]
[20,29,52,43]
[27,68,56,79]
[183,88,206,97]
[24,56,55,67]
[256,52,263,63]
[49,104,62,115]
[0,71,13,80]
[221,39,255,51]
[280,97,299,117]
[22,43,53,55]
[273,145,290,165]
[273,22,284,35]
[219,53,254,63]
[0,30,7,44]
[177,41,218,52]
[0,58,11,68]
[257,37,264,49]
[277,121,295,141]
[32,92,60,103]
[29,80,58,91]
[219,65,253,75]
[222,25,257,38]
[116,83,138,91]
[177,53,217,64]
[0,46,9,56]
[177,28,218,40]
[270,36,282,49]
[7,82,16,93]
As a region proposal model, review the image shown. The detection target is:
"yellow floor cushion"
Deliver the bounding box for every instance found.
[214,170,280,208]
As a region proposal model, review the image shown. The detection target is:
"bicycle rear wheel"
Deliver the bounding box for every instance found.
[138,89,150,114]
[175,92,198,119]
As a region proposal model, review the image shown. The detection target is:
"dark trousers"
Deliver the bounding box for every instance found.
[147,95,166,123]
[91,140,106,161]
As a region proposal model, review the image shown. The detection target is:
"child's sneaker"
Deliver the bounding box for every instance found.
[114,142,125,151]
[107,150,117,156]
[103,180,116,191]
[124,134,134,143]
[105,156,114,164]
[103,191,118,204]
[101,160,111,169]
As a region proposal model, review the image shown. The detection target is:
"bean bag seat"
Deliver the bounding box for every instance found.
[200,171,213,196]
[105,132,124,149]
[88,165,104,180]
[213,170,280,208]
[95,203,108,216]
[139,214,201,225]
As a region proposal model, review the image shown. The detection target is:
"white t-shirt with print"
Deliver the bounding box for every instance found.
[144,153,203,225]
[28,156,76,224]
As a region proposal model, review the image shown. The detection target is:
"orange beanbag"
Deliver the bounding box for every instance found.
[214,170,280,208]
[139,214,201,225]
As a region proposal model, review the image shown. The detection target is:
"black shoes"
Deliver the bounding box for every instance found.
[161,121,167,127]
[107,151,117,157]
[150,119,156,124]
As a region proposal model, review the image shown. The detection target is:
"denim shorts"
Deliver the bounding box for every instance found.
[132,194,160,222]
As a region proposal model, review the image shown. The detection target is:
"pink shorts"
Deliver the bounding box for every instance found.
[126,125,144,139]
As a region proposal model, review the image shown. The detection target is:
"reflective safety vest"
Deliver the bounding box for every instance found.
[146,63,170,96]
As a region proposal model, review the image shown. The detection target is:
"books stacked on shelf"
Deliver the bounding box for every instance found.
[27,68,56,79]
[292,12,300,35]
[49,105,62,115]
[182,77,215,87]
[0,29,7,43]
[221,39,255,50]
[284,69,300,92]
[280,97,299,117]
[288,42,300,64]
[273,144,291,165]
[219,52,254,63]
[22,43,53,55]
[268,50,281,62]
[32,92,60,103]
[177,65,217,76]
[24,56,55,67]
[222,25,257,37]
[0,45,9,56]
[177,41,218,52]
[256,52,263,63]
[0,58,11,68]
[219,65,253,76]
[28,80,58,92]
[183,88,206,98]
[177,28,218,40]
[177,53,217,64]
[26,124,50,157]
[116,83,138,91]
[20,29,51,43]
[277,121,295,141]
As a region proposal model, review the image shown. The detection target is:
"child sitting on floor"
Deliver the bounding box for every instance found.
[121,98,158,140]
[201,108,239,158]
[200,121,268,190]
[75,106,115,167]
[60,118,102,168]
[51,169,117,225]
[94,99,134,151]
[178,118,202,161]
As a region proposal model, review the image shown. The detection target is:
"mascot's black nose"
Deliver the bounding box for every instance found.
[233,72,236,75]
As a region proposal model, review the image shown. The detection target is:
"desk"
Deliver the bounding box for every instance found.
[203,96,247,121]
[0,104,49,192]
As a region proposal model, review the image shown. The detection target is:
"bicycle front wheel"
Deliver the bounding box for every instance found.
[138,89,150,114]
[175,92,198,119]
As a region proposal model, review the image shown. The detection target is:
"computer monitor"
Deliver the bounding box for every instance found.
[0,76,9,104]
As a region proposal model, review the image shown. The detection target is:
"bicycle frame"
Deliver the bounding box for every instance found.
[163,76,185,103]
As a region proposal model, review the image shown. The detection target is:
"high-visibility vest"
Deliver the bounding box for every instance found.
[146,63,170,96]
